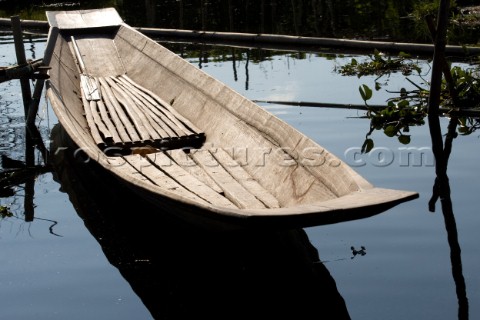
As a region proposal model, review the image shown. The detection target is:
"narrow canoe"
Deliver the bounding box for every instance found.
[45,8,418,230]
[49,129,351,318]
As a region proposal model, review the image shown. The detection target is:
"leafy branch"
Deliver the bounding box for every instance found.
[340,50,480,153]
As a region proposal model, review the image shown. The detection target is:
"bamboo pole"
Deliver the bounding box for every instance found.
[2,18,480,56]
[253,99,480,117]
[26,27,58,127]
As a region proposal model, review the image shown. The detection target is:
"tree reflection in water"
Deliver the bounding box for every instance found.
[428,114,469,320]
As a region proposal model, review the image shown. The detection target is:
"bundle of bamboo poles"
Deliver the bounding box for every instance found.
[80,74,205,151]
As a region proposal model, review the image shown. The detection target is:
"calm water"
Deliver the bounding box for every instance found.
[1,29,479,320]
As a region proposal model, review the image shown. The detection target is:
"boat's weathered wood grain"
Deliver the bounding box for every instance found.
[123,154,211,205]
[98,77,141,142]
[97,100,123,144]
[112,76,179,137]
[81,87,105,146]
[71,35,124,77]
[212,148,280,209]
[114,77,179,137]
[89,100,113,139]
[99,84,131,143]
[121,74,202,135]
[47,8,122,30]
[169,150,223,194]
[113,27,340,206]
[79,75,101,101]
[121,89,173,139]
[105,77,153,141]
[110,78,169,139]
[146,153,237,208]
[191,150,266,209]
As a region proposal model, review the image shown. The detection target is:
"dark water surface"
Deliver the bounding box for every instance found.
[1,9,479,320]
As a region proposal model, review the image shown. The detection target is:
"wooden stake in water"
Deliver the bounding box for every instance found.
[11,15,31,115]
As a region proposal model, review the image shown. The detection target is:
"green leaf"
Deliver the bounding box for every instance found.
[384,125,397,137]
[398,135,411,145]
[359,84,373,102]
[397,100,409,108]
[458,126,470,135]
[361,138,374,154]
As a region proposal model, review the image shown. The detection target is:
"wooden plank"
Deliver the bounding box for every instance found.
[113,77,179,138]
[97,100,123,144]
[122,154,211,206]
[211,148,280,208]
[80,75,101,101]
[71,35,125,76]
[80,89,105,146]
[98,77,141,142]
[121,74,202,135]
[116,76,188,137]
[169,150,223,194]
[105,77,154,141]
[89,100,113,140]
[190,150,266,209]
[46,8,122,30]
[99,84,131,143]
[146,153,237,208]
[108,77,168,139]
[122,91,171,139]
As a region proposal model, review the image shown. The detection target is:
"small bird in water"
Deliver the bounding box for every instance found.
[351,246,366,259]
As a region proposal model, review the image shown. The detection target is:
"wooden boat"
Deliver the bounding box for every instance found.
[45,8,418,230]
[50,126,351,318]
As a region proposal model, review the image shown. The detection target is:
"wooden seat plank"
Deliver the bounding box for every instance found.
[190,150,266,209]
[146,153,237,208]
[212,148,280,208]
[69,34,125,76]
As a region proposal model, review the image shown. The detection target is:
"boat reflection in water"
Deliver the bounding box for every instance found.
[50,124,351,319]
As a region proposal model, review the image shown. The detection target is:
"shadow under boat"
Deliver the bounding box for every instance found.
[50,123,352,319]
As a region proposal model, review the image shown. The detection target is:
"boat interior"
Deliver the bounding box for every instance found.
[47,9,416,216]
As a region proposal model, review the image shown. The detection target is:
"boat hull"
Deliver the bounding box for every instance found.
[45,8,418,230]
